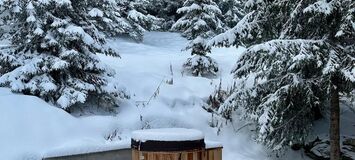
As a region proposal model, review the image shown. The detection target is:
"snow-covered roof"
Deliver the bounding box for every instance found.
[205,140,223,149]
[131,128,204,142]
[43,140,131,158]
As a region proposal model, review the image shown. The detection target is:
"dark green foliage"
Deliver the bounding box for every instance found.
[0,0,128,109]
[172,0,224,77]
[145,0,184,30]
[215,0,355,150]
[218,0,245,28]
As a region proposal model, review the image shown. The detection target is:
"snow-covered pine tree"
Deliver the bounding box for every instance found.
[0,0,20,38]
[218,0,245,28]
[145,0,184,30]
[0,0,128,110]
[213,0,355,153]
[85,0,161,42]
[211,0,320,48]
[172,0,224,77]
[86,0,132,38]
[116,0,162,41]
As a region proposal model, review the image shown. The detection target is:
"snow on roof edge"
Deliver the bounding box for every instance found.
[131,128,205,142]
[42,140,131,158]
[205,140,223,149]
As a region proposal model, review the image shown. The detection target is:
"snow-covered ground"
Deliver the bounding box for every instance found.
[1,32,352,160]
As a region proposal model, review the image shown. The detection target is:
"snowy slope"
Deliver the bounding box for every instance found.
[0,87,130,159]
[0,50,128,158]
[100,32,271,160]
[1,32,342,160]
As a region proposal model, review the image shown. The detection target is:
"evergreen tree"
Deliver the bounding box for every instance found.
[145,0,184,30]
[86,0,132,38]
[218,0,245,28]
[76,0,162,41]
[85,0,161,41]
[213,0,355,155]
[172,0,224,77]
[117,0,162,41]
[0,0,20,37]
[0,0,128,110]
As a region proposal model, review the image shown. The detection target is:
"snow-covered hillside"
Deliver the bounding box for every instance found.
[2,32,351,160]
[0,32,264,160]
[1,0,353,159]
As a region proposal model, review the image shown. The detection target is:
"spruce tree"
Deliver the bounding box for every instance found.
[172,0,224,77]
[86,0,132,38]
[144,0,184,30]
[0,0,128,110]
[0,0,20,37]
[218,0,245,28]
[213,0,355,155]
[117,0,162,41]
[85,0,161,42]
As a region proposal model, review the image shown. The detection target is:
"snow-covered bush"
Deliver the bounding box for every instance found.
[172,0,224,77]
[183,55,218,77]
[205,79,233,112]
[0,0,129,110]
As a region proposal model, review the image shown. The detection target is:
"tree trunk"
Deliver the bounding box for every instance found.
[330,80,340,160]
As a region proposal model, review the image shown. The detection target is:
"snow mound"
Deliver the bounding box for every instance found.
[132,128,204,142]
[0,87,122,160]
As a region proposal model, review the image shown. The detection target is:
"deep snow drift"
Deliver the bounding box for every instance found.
[1,32,352,160]
[0,87,131,159]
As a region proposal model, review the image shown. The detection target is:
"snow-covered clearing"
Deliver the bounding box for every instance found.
[1,32,344,160]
